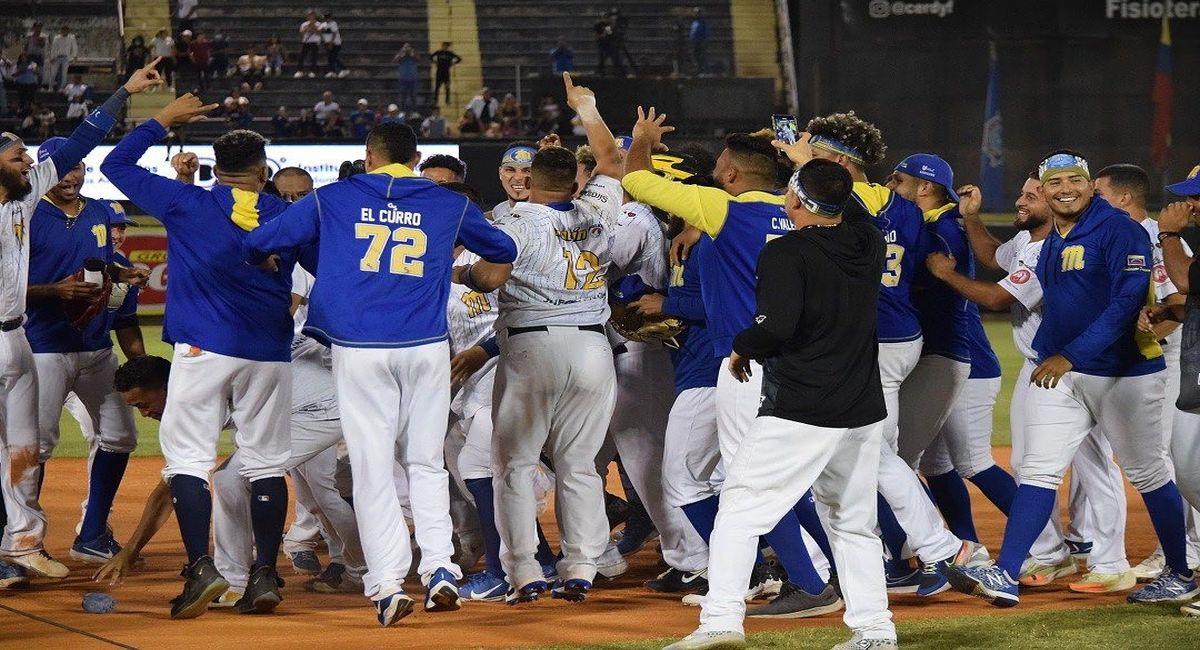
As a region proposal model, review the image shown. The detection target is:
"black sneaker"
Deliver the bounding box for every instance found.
[747,582,844,619]
[235,565,284,614]
[306,562,363,593]
[645,568,708,594]
[170,556,230,619]
[748,561,784,600]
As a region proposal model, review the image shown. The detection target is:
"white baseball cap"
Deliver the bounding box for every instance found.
[387,103,399,112]
[357,98,368,105]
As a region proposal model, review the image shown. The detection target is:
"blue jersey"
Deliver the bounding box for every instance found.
[243,163,516,349]
[101,121,296,362]
[845,183,928,343]
[664,236,721,393]
[965,304,1001,379]
[912,204,972,362]
[1032,195,1164,377]
[26,198,136,353]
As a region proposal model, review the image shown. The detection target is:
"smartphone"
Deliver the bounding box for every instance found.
[772,114,799,145]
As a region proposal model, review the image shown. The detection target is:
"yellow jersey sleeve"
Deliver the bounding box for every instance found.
[622,169,733,236]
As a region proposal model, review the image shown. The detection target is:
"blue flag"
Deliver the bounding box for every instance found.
[980,42,1004,212]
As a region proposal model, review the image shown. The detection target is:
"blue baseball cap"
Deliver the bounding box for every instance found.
[35,136,68,163]
[1166,164,1200,197]
[895,153,960,203]
[108,201,139,226]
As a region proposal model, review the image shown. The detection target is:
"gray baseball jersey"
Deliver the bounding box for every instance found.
[1,159,59,320]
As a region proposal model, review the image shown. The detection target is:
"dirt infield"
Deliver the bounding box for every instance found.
[0,449,1158,649]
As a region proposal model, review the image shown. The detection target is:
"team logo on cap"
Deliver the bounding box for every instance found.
[512,149,533,164]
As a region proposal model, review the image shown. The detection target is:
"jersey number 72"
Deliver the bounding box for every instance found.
[356,223,427,277]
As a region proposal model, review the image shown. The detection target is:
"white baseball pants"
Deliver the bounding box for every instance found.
[920,377,1001,478]
[662,386,722,508]
[34,348,138,462]
[0,327,41,557]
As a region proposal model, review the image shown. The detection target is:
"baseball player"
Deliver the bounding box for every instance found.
[489,142,535,220]
[667,160,893,650]
[103,95,298,619]
[243,121,516,625]
[1094,164,1200,580]
[625,120,841,616]
[790,115,987,597]
[949,151,1196,607]
[927,173,1135,590]
[22,136,147,575]
[0,59,161,586]
[419,154,466,183]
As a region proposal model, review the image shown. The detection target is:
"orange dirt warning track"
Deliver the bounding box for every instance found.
[0,451,1157,649]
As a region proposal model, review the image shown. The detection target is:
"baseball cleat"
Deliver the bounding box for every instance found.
[662,630,747,650]
[209,588,243,608]
[614,503,658,556]
[1068,570,1136,594]
[1127,570,1200,603]
[287,550,322,576]
[747,582,843,619]
[945,563,1019,607]
[458,569,509,602]
[884,558,921,594]
[551,578,592,602]
[1181,598,1200,617]
[830,632,899,649]
[646,568,708,594]
[10,550,69,579]
[305,562,364,593]
[1064,539,1093,561]
[424,567,462,612]
[918,540,991,597]
[1132,549,1166,582]
[596,544,629,580]
[1019,556,1078,587]
[0,561,29,589]
[541,562,560,580]
[170,556,231,619]
[70,533,122,565]
[375,590,415,627]
[506,580,549,605]
[747,561,784,600]
[235,565,284,614]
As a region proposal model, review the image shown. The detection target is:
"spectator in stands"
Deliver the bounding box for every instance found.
[457,109,480,136]
[226,96,253,128]
[26,22,47,88]
[549,37,574,74]
[35,103,55,138]
[320,13,346,78]
[393,43,419,112]
[321,109,347,138]
[272,106,293,137]
[498,93,523,138]
[265,37,286,77]
[380,103,404,125]
[126,35,149,81]
[0,54,11,116]
[594,12,624,76]
[151,29,177,88]
[298,10,323,78]
[314,90,340,121]
[418,154,465,183]
[211,33,231,80]
[65,97,90,130]
[188,31,213,91]
[349,98,377,139]
[13,54,39,113]
[177,30,195,80]
[421,106,447,138]
[609,8,633,73]
[177,0,198,35]
[63,75,91,104]
[48,26,79,92]
[430,42,461,105]
[237,46,267,91]
[465,87,499,132]
[296,108,319,137]
[689,6,709,75]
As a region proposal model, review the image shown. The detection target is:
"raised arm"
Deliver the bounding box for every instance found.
[563,72,620,179]
[957,185,1004,272]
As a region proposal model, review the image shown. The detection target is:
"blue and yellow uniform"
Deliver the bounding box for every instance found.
[664,236,722,393]
[101,121,296,362]
[842,183,929,343]
[912,203,972,363]
[622,170,791,357]
[243,163,516,349]
[1032,195,1163,377]
[26,198,138,353]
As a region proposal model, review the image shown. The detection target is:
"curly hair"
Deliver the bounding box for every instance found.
[804,111,887,167]
[114,355,171,391]
[213,129,268,173]
[574,144,597,173]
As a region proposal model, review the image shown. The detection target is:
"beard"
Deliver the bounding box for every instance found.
[0,166,32,202]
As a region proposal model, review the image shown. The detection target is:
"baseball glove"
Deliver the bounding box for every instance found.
[63,259,113,330]
[609,301,686,344]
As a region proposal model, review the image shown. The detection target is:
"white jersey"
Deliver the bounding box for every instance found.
[1,159,59,321]
[493,175,622,329]
[609,201,669,290]
[448,248,499,418]
[490,199,516,222]
[996,230,1045,361]
[1139,217,1191,357]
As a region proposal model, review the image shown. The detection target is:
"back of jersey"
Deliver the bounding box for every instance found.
[847,182,926,343]
[494,175,622,329]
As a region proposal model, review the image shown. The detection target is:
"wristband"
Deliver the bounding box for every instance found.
[1158,231,1182,243]
[479,337,500,359]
